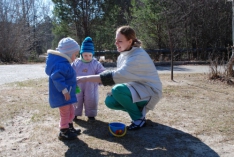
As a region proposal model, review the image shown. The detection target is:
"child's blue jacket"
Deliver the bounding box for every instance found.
[45,50,77,108]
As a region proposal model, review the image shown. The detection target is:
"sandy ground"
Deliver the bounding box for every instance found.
[0,63,233,157]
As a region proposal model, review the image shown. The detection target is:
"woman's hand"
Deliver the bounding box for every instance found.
[77,75,102,83]
[107,92,112,96]
[76,76,87,83]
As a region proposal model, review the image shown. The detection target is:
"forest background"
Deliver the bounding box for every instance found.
[0,0,233,64]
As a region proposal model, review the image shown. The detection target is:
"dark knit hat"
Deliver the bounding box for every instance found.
[80,37,94,55]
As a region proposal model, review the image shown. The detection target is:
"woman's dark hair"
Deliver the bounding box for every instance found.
[116,26,142,47]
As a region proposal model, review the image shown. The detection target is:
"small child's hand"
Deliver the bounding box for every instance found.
[62,87,71,101]
[64,92,71,101]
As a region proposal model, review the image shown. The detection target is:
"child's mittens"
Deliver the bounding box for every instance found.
[76,86,81,94]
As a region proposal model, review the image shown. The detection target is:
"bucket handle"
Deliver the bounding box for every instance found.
[108,126,127,137]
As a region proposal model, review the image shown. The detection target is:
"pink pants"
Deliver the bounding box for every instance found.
[59,104,75,129]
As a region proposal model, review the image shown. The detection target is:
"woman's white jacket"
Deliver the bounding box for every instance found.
[113,47,162,112]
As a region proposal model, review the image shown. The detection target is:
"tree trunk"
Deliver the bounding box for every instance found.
[227,49,234,77]
[228,2,234,77]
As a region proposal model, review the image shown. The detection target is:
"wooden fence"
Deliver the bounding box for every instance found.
[94,47,232,63]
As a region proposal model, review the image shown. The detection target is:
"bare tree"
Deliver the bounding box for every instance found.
[0,0,53,62]
[227,1,234,77]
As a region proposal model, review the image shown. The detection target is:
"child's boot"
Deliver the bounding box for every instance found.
[73,116,78,121]
[88,117,96,121]
[58,128,77,140]
[69,123,81,134]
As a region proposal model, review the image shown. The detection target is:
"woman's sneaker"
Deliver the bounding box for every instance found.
[69,123,81,135]
[58,128,77,140]
[127,117,146,131]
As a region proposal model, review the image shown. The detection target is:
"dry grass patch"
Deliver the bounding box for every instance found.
[0,73,233,157]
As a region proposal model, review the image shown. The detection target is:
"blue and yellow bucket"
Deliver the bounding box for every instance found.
[109,122,127,137]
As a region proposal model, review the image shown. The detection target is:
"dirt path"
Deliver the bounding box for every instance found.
[0,63,210,85]
[0,63,47,85]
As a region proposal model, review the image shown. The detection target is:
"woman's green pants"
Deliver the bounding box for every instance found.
[105,84,147,120]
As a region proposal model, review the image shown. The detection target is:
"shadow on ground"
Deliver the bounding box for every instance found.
[61,119,219,157]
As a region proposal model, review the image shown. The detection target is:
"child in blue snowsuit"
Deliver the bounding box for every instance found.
[45,37,81,140]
